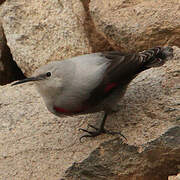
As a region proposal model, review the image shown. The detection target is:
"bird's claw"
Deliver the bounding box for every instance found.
[79,124,127,142]
[87,124,99,130]
[104,129,127,141]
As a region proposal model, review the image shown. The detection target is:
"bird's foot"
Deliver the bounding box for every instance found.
[79,124,127,142]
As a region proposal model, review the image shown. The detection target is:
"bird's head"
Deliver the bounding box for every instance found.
[12,61,63,93]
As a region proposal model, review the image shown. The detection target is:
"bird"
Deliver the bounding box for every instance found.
[12,46,174,141]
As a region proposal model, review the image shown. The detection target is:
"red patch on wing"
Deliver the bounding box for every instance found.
[54,106,85,114]
[104,83,118,93]
[54,107,69,113]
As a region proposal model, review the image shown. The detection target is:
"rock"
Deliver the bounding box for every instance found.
[0,23,25,85]
[0,46,179,179]
[89,0,180,52]
[0,25,5,72]
[65,126,180,180]
[0,0,5,6]
[0,0,93,76]
[80,0,112,52]
[169,174,180,180]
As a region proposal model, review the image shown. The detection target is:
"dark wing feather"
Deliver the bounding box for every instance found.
[102,51,141,83]
[84,51,144,107]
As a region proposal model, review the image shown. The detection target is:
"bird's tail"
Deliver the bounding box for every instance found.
[139,46,174,69]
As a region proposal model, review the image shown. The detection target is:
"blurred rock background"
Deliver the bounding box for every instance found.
[0,0,179,179]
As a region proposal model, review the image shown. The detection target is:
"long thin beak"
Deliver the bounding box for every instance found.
[11,77,39,86]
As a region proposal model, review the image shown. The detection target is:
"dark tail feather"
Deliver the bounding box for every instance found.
[139,46,173,69]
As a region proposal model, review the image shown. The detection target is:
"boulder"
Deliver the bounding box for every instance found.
[90,0,180,52]
[169,174,180,180]
[0,23,25,85]
[65,126,180,180]
[0,46,179,179]
[0,0,93,76]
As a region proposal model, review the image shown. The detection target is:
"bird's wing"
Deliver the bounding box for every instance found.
[55,51,143,111]
[83,51,142,107]
[53,47,170,113]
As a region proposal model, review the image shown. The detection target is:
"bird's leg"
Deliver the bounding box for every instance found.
[79,112,126,142]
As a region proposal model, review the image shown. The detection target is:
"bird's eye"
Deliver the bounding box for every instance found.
[46,72,51,77]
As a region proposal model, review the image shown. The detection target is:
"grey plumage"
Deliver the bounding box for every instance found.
[12,46,174,140]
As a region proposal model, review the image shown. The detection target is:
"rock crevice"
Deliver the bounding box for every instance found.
[0,27,25,85]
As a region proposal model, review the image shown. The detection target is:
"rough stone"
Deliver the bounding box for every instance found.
[0,46,179,179]
[65,126,180,180]
[0,0,5,6]
[80,0,112,52]
[169,174,180,180]
[0,0,93,76]
[0,23,25,85]
[89,0,180,52]
[0,25,4,72]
